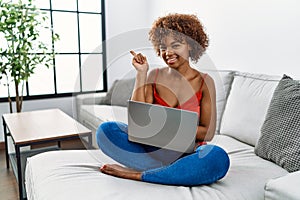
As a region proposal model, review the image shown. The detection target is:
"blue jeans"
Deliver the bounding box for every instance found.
[96,121,230,186]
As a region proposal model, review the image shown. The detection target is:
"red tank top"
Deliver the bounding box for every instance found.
[152,68,207,117]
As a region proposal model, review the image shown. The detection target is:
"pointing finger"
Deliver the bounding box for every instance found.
[130,50,136,56]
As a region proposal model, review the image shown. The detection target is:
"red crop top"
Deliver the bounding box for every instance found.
[152,68,207,117]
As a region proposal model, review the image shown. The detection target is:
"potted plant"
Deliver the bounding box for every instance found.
[0,0,59,113]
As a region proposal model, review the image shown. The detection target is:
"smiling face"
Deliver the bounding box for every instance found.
[159,35,191,69]
[149,14,209,63]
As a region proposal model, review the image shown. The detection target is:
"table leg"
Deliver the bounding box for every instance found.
[3,117,9,169]
[15,145,24,200]
[87,134,93,149]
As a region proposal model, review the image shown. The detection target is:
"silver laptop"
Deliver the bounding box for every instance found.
[127,100,198,153]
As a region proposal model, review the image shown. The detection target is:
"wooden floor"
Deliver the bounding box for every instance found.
[0,149,18,200]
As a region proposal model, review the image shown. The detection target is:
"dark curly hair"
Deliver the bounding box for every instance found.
[149,13,209,63]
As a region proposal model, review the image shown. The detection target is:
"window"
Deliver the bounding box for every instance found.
[0,0,107,101]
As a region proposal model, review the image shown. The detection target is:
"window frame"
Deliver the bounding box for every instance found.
[0,0,107,103]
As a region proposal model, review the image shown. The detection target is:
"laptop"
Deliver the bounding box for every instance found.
[127,100,199,153]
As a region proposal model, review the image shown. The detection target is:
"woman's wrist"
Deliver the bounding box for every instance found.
[136,70,148,79]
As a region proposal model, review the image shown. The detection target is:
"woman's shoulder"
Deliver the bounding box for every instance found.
[199,72,215,94]
[147,67,166,83]
[150,67,169,72]
[196,70,213,83]
[190,69,207,82]
[148,68,159,78]
[148,67,169,77]
[193,70,214,91]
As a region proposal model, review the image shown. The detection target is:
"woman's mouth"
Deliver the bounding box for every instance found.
[166,57,177,64]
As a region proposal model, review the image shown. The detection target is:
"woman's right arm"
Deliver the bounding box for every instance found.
[130,50,154,103]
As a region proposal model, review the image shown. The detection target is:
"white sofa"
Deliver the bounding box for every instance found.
[25,70,300,200]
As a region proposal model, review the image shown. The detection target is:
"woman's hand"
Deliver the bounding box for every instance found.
[130,50,149,72]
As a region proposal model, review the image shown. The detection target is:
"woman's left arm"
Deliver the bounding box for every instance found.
[196,75,217,142]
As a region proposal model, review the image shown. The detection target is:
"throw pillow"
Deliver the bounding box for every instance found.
[103,78,135,107]
[255,75,300,172]
[219,72,281,146]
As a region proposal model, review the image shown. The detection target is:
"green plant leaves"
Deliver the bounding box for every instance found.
[0,0,59,112]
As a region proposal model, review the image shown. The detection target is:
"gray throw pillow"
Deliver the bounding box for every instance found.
[254,75,300,172]
[102,78,135,106]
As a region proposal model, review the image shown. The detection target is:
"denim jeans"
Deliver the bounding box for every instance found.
[96,121,230,186]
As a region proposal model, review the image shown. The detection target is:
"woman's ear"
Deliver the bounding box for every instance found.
[188,43,192,51]
[188,44,192,56]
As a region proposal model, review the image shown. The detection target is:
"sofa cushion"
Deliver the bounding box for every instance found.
[219,72,281,146]
[102,78,135,106]
[25,135,288,200]
[255,75,300,172]
[264,171,300,200]
[80,105,128,130]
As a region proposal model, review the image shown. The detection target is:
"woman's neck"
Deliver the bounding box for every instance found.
[167,64,193,79]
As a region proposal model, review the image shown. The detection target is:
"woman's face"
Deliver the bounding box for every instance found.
[159,35,190,68]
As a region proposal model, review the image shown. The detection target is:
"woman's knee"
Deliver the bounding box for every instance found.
[209,145,230,179]
[96,122,115,147]
[197,145,230,178]
[97,121,123,136]
[96,121,128,148]
[96,122,110,141]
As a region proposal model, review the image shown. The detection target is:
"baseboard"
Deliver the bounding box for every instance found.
[0,142,4,150]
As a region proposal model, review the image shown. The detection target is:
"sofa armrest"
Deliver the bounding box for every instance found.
[264,171,300,200]
[76,92,107,105]
[75,92,107,119]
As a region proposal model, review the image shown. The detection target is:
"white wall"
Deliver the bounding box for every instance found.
[147,0,300,78]
[105,0,156,87]
[105,0,300,88]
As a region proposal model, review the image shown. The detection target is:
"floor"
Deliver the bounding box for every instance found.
[0,149,18,200]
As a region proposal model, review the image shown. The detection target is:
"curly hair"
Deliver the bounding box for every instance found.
[149,13,209,63]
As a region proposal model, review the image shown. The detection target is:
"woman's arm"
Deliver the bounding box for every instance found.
[130,51,154,103]
[196,75,217,142]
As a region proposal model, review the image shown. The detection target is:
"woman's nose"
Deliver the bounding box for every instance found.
[165,47,174,55]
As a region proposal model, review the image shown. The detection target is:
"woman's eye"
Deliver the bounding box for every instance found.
[172,44,180,49]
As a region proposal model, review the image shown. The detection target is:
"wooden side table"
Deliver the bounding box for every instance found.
[2,109,92,200]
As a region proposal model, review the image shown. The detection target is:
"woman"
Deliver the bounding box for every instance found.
[96,13,230,186]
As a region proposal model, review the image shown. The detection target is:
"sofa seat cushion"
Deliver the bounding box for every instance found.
[25,135,288,200]
[220,72,281,146]
[80,105,128,130]
[264,171,300,200]
[208,135,288,199]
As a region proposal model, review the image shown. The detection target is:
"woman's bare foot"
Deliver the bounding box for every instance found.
[100,164,142,181]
